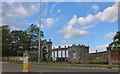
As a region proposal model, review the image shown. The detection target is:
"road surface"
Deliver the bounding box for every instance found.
[2,62,119,72]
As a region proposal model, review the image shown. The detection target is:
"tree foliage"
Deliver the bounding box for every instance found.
[25,24,44,51]
[109,31,120,47]
[2,25,11,56]
[2,24,44,56]
[9,30,29,56]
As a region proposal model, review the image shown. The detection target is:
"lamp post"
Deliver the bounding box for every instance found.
[38,0,42,63]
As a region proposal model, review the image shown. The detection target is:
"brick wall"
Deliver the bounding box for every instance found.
[111,50,120,65]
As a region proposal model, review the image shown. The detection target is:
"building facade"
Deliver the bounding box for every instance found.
[68,44,89,64]
[29,32,120,65]
[51,44,120,65]
[29,39,52,62]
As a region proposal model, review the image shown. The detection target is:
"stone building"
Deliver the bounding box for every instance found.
[52,46,68,62]
[30,39,52,62]
[52,44,89,63]
[40,39,52,62]
[52,44,119,65]
[29,31,120,64]
[68,44,89,64]
[89,47,120,65]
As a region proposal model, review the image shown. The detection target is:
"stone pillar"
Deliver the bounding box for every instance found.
[57,50,59,62]
[65,49,67,62]
[52,50,56,63]
[47,39,52,62]
[61,50,63,62]
[40,45,43,62]
[53,50,55,58]
[107,47,112,69]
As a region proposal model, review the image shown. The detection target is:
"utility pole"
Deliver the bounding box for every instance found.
[38,0,42,63]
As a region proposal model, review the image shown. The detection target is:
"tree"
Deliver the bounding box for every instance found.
[9,30,29,56]
[1,24,45,56]
[25,24,44,51]
[2,25,11,56]
[109,31,120,47]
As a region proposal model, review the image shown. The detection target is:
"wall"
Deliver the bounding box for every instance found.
[89,51,108,64]
[110,48,120,64]
[68,45,89,64]
[2,57,23,62]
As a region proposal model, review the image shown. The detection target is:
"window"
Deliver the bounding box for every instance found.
[73,51,75,59]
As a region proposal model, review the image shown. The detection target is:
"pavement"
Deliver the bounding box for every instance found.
[2,62,119,72]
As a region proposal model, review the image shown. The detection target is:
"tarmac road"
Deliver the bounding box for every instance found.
[2,62,119,72]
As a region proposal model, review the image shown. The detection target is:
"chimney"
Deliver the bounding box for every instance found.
[58,46,61,48]
[96,50,97,53]
[107,47,111,51]
[65,46,66,48]
[68,45,69,47]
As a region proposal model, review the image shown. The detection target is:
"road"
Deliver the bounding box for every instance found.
[2,62,119,72]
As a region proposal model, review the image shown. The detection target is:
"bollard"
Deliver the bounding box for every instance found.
[23,50,31,72]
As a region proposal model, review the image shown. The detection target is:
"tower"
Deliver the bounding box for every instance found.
[39,39,52,62]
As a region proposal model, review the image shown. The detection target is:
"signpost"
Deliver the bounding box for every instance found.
[23,50,31,72]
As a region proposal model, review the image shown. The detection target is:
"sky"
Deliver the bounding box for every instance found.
[1,1,118,53]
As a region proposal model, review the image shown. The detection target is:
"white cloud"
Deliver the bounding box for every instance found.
[57,9,61,13]
[81,24,96,29]
[78,14,96,26]
[2,2,39,25]
[3,2,38,18]
[35,21,44,29]
[91,4,99,13]
[50,4,55,14]
[90,44,108,53]
[96,44,108,49]
[68,15,78,26]
[60,27,89,39]
[37,24,43,29]
[60,3,118,39]
[45,18,55,26]
[41,17,58,28]
[10,26,20,30]
[78,3,118,26]
[96,3,118,22]
[104,32,116,39]
[96,44,108,51]
[59,15,89,39]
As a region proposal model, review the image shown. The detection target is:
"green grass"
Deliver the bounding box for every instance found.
[32,62,119,69]
[7,61,119,69]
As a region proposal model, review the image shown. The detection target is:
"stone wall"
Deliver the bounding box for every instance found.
[2,57,23,62]
[89,51,108,64]
[39,39,52,62]
[68,44,89,64]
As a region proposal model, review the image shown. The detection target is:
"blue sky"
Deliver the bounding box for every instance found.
[1,2,118,53]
